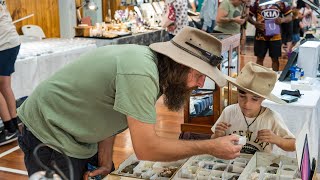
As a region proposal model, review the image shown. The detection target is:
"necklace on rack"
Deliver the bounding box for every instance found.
[242,107,262,135]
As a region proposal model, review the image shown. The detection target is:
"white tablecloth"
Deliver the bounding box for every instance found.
[12,39,97,99]
[262,80,320,171]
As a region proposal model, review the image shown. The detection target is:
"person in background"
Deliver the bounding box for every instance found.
[281,3,294,58]
[200,0,218,33]
[299,3,318,36]
[211,62,296,154]
[240,0,250,55]
[248,0,292,71]
[18,27,242,179]
[214,0,246,34]
[0,0,20,146]
[196,0,205,12]
[164,0,189,39]
[189,0,197,12]
[292,8,303,47]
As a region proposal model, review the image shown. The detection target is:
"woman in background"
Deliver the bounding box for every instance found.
[214,0,246,34]
[0,0,21,145]
[164,0,189,39]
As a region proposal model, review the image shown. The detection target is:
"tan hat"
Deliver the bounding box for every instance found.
[149,26,227,87]
[225,62,286,104]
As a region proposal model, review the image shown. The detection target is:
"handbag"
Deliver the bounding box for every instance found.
[161,2,176,31]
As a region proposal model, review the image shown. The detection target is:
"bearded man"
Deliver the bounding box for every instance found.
[17,27,242,179]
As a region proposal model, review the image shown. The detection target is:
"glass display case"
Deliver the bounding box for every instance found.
[181,33,241,134]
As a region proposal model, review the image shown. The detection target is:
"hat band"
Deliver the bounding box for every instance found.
[171,40,220,67]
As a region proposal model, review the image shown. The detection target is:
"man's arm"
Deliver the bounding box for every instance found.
[275,14,292,25]
[216,7,234,23]
[248,15,264,31]
[127,116,243,161]
[88,136,115,177]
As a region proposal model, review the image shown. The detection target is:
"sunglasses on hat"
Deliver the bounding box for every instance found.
[185,42,223,66]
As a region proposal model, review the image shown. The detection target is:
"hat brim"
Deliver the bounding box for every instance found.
[225,75,286,104]
[150,41,227,87]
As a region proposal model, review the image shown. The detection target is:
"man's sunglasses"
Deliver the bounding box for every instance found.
[185,41,223,66]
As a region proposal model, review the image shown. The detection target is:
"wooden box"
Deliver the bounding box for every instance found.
[74,26,92,37]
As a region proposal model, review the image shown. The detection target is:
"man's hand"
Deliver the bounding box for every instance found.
[275,17,283,25]
[257,129,280,144]
[232,16,246,25]
[83,164,114,179]
[209,134,243,159]
[83,136,116,179]
[214,122,231,138]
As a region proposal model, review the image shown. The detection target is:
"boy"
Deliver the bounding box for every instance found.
[211,62,296,154]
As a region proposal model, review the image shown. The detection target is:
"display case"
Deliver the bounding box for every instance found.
[181,33,241,134]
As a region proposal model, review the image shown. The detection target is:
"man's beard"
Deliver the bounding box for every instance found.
[163,83,197,112]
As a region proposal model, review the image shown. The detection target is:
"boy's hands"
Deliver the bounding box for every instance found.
[214,122,231,138]
[257,129,280,144]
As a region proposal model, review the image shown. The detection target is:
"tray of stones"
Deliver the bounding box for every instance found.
[239,152,301,180]
[171,154,252,180]
[109,154,187,180]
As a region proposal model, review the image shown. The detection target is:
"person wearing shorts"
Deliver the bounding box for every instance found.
[0,0,21,145]
[249,0,292,71]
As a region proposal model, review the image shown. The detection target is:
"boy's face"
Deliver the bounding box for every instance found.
[238,89,264,117]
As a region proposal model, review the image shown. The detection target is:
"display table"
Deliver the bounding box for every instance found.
[297,41,320,78]
[12,39,97,99]
[77,29,169,47]
[262,80,320,171]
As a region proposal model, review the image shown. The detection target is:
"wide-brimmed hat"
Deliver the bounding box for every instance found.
[225,62,286,104]
[149,26,227,87]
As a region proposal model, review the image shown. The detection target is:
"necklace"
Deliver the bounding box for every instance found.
[242,107,262,134]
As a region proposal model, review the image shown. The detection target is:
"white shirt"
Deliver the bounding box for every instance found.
[0,0,20,51]
[211,104,295,154]
[164,0,189,35]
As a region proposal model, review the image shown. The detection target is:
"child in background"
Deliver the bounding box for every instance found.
[211,62,296,154]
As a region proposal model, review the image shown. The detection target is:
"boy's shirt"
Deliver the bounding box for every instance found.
[250,0,291,41]
[211,104,294,154]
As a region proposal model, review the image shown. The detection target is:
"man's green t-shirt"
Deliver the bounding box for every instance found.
[18,44,160,159]
[214,0,243,34]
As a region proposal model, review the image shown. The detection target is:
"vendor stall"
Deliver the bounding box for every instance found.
[12,38,97,99]
[78,29,169,47]
[262,80,320,172]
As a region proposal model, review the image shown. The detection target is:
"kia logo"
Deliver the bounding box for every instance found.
[261,9,280,19]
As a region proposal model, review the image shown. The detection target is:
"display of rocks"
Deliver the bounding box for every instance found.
[111,154,186,179]
[172,154,252,180]
[239,152,302,180]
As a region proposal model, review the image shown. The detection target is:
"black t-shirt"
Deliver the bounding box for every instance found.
[292,18,301,34]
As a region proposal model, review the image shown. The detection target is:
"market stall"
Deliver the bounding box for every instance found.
[12,38,97,99]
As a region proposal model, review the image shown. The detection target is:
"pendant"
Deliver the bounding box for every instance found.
[246,129,251,136]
